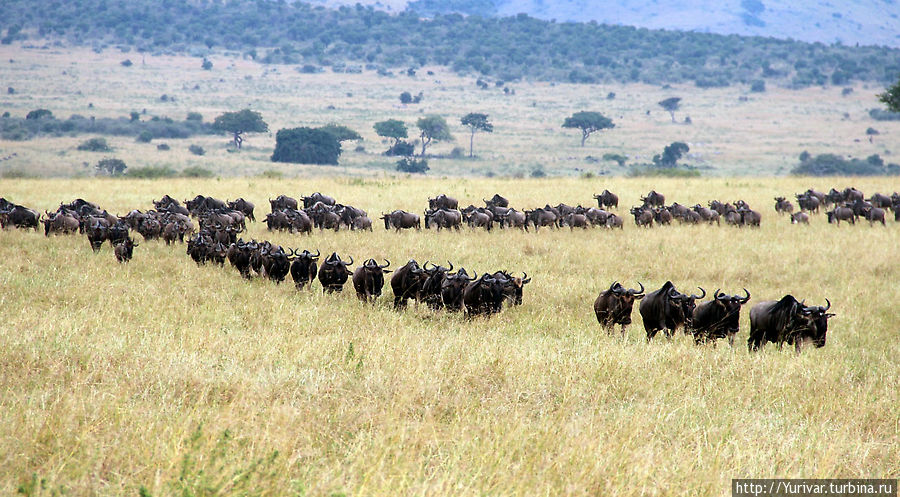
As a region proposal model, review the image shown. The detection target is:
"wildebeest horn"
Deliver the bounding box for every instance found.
[823,298,831,311]
[447,261,453,271]
[379,259,391,269]
[313,249,320,258]
[630,282,644,295]
[522,272,531,284]
[345,255,353,266]
[609,281,619,292]
[468,272,478,281]
[739,288,751,303]
[714,288,724,300]
[287,248,295,257]
[693,287,706,299]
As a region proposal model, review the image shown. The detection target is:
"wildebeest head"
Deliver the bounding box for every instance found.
[800,298,834,348]
[491,270,532,306]
[594,281,645,328]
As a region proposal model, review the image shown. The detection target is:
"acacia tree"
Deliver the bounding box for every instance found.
[212,109,268,149]
[562,111,614,147]
[460,112,493,157]
[416,115,453,156]
[658,97,682,123]
[374,119,408,148]
[878,78,900,112]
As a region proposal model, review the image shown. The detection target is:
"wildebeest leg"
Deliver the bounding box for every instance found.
[646,328,659,342]
[727,333,736,347]
[619,324,627,337]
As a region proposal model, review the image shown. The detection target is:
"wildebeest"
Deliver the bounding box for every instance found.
[593,189,619,209]
[792,299,834,351]
[491,270,531,306]
[87,222,108,252]
[774,197,794,215]
[226,240,256,279]
[428,194,459,211]
[424,208,462,231]
[0,203,40,230]
[738,208,761,227]
[790,212,809,224]
[496,208,528,230]
[606,214,624,229]
[114,238,138,263]
[630,206,653,227]
[483,194,509,208]
[868,193,892,209]
[843,187,864,202]
[352,259,392,302]
[524,208,557,231]
[639,282,705,341]
[441,268,477,312]
[42,211,80,236]
[317,252,354,293]
[382,210,421,231]
[463,274,506,317]
[593,281,645,335]
[269,195,298,212]
[862,206,886,226]
[640,190,665,208]
[691,289,750,346]
[302,192,336,209]
[185,195,227,215]
[795,193,820,213]
[261,246,292,284]
[748,295,831,352]
[420,262,453,309]
[461,206,493,231]
[826,206,856,225]
[390,259,427,309]
[228,198,256,222]
[290,249,319,290]
[652,207,673,225]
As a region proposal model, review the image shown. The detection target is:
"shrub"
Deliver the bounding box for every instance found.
[77,137,111,151]
[750,80,766,92]
[868,109,900,121]
[188,144,205,155]
[792,153,900,176]
[399,91,413,104]
[386,141,415,157]
[449,146,466,159]
[120,59,133,67]
[271,127,341,165]
[7,87,14,94]
[299,64,318,73]
[136,130,153,143]
[396,157,429,173]
[157,143,171,150]
[317,123,361,142]
[530,166,546,178]
[627,165,701,177]
[606,92,616,100]
[201,58,212,70]
[96,158,127,176]
[866,127,879,135]
[127,166,176,178]
[26,109,53,120]
[182,166,214,178]
[186,112,203,121]
[602,153,627,167]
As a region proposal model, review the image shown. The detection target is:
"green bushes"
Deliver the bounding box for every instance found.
[76,137,111,151]
[791,153,900,176]
[271,127,341,165]
[0,111,216,141]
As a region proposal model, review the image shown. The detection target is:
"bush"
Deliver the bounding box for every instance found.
[317,123,361,142]
[399,91,413,104]
[157,143,171,150]
[866,127,879,135]
[396,157,429,173]
[186,112,203,121]
[136,130,153,143]
[26,109,53,120]
[602,153,627,167]
[271,127,341,165]
[201,58,212,70]
[791,153,900,176]
[96,158,127,176]
[77,137,111,151]
[120,59,133,67]
[627,165,701,177]
[299,64,318,74]
[182,166,214,177]
[868,109,900,121]
[449,146,466,159]
[7,87,14,94]
[127,166,176,178]
[750,80,766,92]
[385,141,415,157]
[188,144,205,155]
[530,166,546,178]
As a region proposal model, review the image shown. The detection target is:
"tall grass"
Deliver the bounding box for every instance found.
[1,177,897,496]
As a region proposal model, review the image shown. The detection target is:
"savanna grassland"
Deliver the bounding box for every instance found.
[1,176,899,496]
[1,44,898,178]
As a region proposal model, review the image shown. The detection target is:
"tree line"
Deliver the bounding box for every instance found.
[1,0,898,87]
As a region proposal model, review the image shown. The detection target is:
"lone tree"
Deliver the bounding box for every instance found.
[96,158,127,176]
[271,127,341,165]
[416,115,453,156]
[212,109,268,149]
[460,112,493,157]
[652,141,690,167]
[878,78,900,112]
[374,119,408,150]
[658,97,682,123]
[562,111,614,147]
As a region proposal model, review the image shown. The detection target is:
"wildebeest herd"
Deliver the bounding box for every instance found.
[4,184,879,349]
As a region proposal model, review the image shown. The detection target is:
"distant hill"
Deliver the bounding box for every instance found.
[311,0,900,48]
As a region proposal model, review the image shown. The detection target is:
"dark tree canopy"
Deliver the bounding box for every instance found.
[416,115,453,156]
[317,123,361,142]
[25,109,53,120]
[96,157,127,176]
[653,141,690,167]
[212,109,268,149]
[658,97,682,122]
[460,112,493,157]
[879,78,900,113]
[374,119,408,145]
[271,127,341,165]
[562,111,614,146]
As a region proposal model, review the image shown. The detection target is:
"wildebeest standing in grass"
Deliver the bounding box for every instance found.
[483,194,509,208]
[390,259,427,309]
[640,190,665,208]
[630,206,653,227]
[441,268,476,312]
[428,194,459,211]
[790,299,834,351]
[420,262,453,309]
[491,270,531,306]
[463,274,506,317]
[790,212,809,224]
[382,210,421,231]
[228,198,256,222]
[269,195,298,212]
[290,249,319,290]
[593,190,618,209]
[87,222,108,252]
[862,206,886,226]
[593,281,645,336]
[318,252,354,293]
[691,289,750,346]
[302,192,336,209]
[774,197,794,215]
[826,206,856,225]
[114,237,138,263]
[748,295,830,352]
[639,281,705,341]
[352,259,392,302]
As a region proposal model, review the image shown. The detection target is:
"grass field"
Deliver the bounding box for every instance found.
[1,44,898,178]
[1,176,898,496]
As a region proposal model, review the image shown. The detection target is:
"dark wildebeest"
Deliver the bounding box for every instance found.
[498,208,528,230]
[524,208,557,231]
[491,270,531,306]
[791,299,835,351]
[824,188,844,208]
[593,281,645,335]
[630,206,654,227]
[652,207,673,225]
[390,259,427,309]
[691,289,750,346]
[483,194,509,208]
[420,261,453,309]
[87,222,108,253]
[441,268,476,312]
[593,190,619,209]
[317,252,354,293]
[862,206,886,226]
[826,206,855,225]
[640,190,665,208]
[748,295,829,352]
[639,281,705,341]
[738,208,761,227]
[424,209,462,231]
[269,195,298,212]
[868,193,892,209]
[795,193,820,214]
[351,216,373,231]
[382,210,421,231]
[352,259,392,302]
[228,198,256,222]
[428,194,459,211]
[606,214,624,229]
[463,274,506,317]
[579,207,609,227]
[790,212,809,224]
[302,192,336,209]
[262,246,291,284]
[226,240,256,279]
[0,204,40,230]
[42,211,80,236]
[290,249,319,290]
[691,205,720,225]
[107,221,130,247]
[564,212,589,229]
[774,197,794,215]
[114,238,138,263]
[843,187,864,203]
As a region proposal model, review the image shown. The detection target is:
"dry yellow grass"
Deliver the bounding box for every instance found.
[0,44,897,177]
[1,176,898,496]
